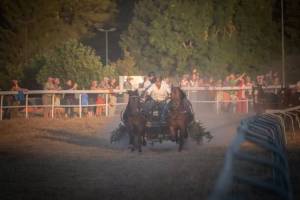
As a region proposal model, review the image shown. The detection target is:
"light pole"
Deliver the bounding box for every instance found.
[97,27,116,67]
[281,0,285,87]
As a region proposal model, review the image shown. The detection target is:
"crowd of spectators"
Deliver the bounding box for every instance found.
[1,69,299,119]
[178,69,284,113]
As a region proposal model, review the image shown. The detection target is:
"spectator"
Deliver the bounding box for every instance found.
[53,78,64,118]
[108,77,119,117]
[291,81,300,106]
[123,76,133,103]
[96,80,106,117]
[236,78,247,113]
[63,80,77,118]
[123,76,133,90]
[88,80,98,117]
[190,73,199,87]
[180,74,190,87]
[42,77,56,118]
[10,80,28,118]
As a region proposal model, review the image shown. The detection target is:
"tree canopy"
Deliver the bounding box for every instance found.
[36,40,104,89]
[0,0,117,84]
[120,0,281,77]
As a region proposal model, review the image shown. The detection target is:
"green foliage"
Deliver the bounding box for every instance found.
[120,0,281,76]
[0,0,117,81]
[36,40,103,88]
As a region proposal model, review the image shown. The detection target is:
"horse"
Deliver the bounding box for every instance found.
[252,85,299,113]
[167,87,194,151]
[122,90,146,152]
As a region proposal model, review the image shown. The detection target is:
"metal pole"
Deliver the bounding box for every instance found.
[25,94,28,119]
[0,95,3,120]
[51,94,54,119]
[105,93,109,117]
[105,31,108,67]
[79,94,82,118]
[281,0,285,88]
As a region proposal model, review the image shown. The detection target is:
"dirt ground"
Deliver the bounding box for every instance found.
[0,113,299,200]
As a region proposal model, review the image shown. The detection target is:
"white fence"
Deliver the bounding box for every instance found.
[0,85,288,120]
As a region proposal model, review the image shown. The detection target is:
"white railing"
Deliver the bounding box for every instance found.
[0,85,291,120]
[0,89,127,120]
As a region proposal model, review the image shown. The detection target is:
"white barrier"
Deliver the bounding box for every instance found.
[0,85,290,120]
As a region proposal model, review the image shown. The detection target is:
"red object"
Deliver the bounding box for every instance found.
[96,97,105,116]
[236,81,247,113]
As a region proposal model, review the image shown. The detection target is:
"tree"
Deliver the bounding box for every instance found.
[120,0,281,77]
[36,40,103,89]
[0,0,117,84]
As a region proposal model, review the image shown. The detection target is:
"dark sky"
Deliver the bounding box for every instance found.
[84,0,136,63]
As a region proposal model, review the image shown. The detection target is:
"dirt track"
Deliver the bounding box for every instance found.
[0,113,269,200]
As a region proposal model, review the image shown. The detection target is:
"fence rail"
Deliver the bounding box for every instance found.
[209,106,299,200]
[0,85,292,120]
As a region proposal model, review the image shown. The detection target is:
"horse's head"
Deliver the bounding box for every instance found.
[171,87,186,102]
[278,87,292,107]
[127,89,141,113]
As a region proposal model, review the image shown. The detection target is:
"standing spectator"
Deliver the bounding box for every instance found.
[236,78,248,113]
[88,80,98,117]
[123,76,133,103]
[10,80,28,118]
[123,76,133,90]
[63,80,77,118]
[292,81,300,106]
[43,77,56,118]
[108,77,119,117]
[190,73,199,87]
[95,81,105,117]
[180,74,190,87]
[53,78,64,118]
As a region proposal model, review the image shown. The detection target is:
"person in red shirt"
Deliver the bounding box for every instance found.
[236,78,247,113]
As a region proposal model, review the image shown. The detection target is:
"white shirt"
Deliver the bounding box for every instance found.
[147,83,171,102]
[144,80,152,89]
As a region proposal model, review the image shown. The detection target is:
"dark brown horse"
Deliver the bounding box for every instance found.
[123,90,146,152]
[252,85,299,113]
[167,87,194,151]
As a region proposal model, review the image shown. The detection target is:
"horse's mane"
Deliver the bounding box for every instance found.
[172,87,186,101]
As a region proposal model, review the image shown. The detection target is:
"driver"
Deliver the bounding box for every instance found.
[144,76,171,120]
[147,76,170,102]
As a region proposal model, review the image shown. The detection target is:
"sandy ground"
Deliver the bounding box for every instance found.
[0,111,299,200]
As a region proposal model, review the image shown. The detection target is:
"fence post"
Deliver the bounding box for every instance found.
[51,94,54,119]
[0,95,3,120]
[216,99,219,114]
[25,94,29,119]
[246,99,249,114]
[105,93,109,117]
[79,93,82,118]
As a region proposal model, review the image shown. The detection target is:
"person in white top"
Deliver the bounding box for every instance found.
[143,76,171,121]
[147,77,171,102]
[143,72,156,90]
